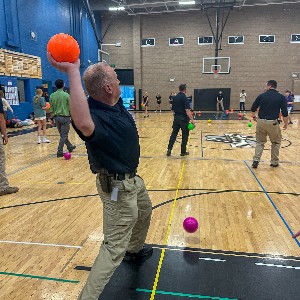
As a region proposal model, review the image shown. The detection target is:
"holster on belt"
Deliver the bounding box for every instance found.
[99,171,113,193]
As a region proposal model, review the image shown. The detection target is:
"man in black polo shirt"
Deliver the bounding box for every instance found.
[166,84,195,156]
[47,54,152,299]
[251,80,288,168]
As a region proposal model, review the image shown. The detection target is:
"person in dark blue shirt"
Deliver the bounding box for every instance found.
[167,84,195,156]
[47,54,152,299]
[0,99,19,196]
[251,80,288,168]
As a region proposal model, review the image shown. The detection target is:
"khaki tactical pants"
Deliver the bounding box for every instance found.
[253,119,282,165]
[0,139,9,192]
[78,174,152,300]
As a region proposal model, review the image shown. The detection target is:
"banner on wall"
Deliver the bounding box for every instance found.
[4,85,19,105]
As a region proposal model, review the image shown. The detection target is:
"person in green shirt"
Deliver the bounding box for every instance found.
[50,79,76,157]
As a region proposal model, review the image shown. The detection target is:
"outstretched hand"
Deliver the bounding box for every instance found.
[47,52,80,74]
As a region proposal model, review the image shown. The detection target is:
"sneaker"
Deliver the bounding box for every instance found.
[180,152,189,156]
[289,121,293,124]
[37,138,41,144]
[57,153,64,157]
[123,246,153,262]
[166,149,171,156]
[68,145,76,152]
[270,163,279,167]
[0,186,19,196]
[252,161,259,168]
[42,138,51,143]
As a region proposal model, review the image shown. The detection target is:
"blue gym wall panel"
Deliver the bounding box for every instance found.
[0,0,100,120]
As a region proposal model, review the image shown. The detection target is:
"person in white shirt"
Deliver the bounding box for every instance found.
[239,89,247,114]
[0,90,13,121]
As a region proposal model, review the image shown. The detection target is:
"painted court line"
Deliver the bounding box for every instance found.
[0,271,79,283]
[199,257,226,262]
[136,288,238,300]
[153,246,300,262]
[244,161,300,247]
[0,240,82,249]
[255,262,300,270]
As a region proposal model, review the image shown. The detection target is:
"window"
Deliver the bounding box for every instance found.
[141,38,155,47]
[169,37,184,46]
[198,36,213,45]
[259,35,275,43]
[228,36,244,44]
[291,34,300,43]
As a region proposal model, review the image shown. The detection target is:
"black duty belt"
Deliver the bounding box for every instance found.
[99,169,137,181]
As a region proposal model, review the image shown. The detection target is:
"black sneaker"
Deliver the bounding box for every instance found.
[57,153,64,157]
[289,121,293,124]
[166,149,171,156]
[123,246,153,262]
[0,186,19,196]
[270,163,279,167]
[180,152,189,156]
[68,145,76,152]
[252,161,259,168]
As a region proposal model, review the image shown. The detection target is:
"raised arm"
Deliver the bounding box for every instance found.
[47,53,94,137]
[2,98,13,114]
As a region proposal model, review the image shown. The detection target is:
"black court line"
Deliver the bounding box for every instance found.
[152,189,300,210]
[0,194,98,210]
[73,245,300,300]
[1,188,299,212]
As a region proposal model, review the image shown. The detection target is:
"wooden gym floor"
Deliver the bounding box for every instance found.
[0,111,299,299]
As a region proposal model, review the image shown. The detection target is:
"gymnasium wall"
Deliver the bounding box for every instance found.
[101,4,300,111]
[0,0,100,120]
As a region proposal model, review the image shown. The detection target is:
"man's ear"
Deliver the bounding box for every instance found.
[104,83,112,94]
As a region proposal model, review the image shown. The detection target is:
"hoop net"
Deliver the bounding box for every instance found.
[211,65,220,78]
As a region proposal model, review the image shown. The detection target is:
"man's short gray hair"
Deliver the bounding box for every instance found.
[83,62,113,99]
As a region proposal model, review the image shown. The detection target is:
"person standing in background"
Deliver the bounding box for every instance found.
[143,92,149,118]
[50,79,76,157]
[251,80,288,169]
[239,90,247,114]
[285,90,294,124]
[167,84,195,157]
[216,91,224,112]
[155,93,162,112]
[0,90,13,121]
[33,89,51,144]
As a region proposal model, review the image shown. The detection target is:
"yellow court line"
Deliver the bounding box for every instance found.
[149,139,190,300]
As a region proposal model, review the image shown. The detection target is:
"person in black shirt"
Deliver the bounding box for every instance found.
[216,90,224,112]
[47,54,153,299]
[169,92,174,110]
[155,92,162,112]
[251,80,288,168]
[167,84,195,156]
[0,99,19,196]
[143,92,149,117]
